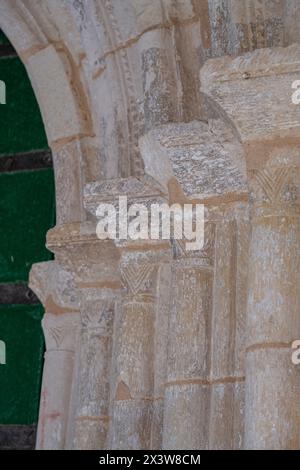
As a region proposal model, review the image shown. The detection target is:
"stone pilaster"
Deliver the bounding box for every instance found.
[29,261,80,450]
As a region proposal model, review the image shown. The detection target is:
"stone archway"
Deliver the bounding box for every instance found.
[0,1,94,226]
[0,27,55,449]
[1,0,299,450]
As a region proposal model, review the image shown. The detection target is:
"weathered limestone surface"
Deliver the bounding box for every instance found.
[163,228,214,450]
[202,45,300,449]
[111,241,172,449]
[29,262,80,450]
[245,154,300,449]
[1,0,299,450]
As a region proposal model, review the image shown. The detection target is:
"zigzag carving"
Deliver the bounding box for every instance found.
[121,264,155,296]
[253,166,296,203]
[98,0,142,176]
[47,326,66,349]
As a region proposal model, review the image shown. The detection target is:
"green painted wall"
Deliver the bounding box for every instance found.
[0,57,48,154]
[0,305,44,424]
[0,32,55,427]
[0,169,55,283]
[0,30,10,46]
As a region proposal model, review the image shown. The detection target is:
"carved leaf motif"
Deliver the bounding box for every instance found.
[121,264,155,296]
[81,301,113,330]
[253,167,294,203]
[43,315,80,350]
[48,326,66,349]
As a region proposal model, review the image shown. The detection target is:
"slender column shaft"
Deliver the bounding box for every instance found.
[110,243,171,450]
[36,312,79,450]
[209,210,249,450]
[245,160,300,449]
[163,228,214,450]
[72,288,117,449]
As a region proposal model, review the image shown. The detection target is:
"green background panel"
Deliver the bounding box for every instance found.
[0,30,55,429]
[0,304,44,424]
[0,168,55,283]
[0,56,48,155]
[0,30,10,45]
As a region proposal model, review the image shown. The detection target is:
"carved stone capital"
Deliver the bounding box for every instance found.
[46,223,121,287]
[249,150,300,218]
[172,222,215,268]
[141,120,247,202]
[29,261,79,314]
[120,262,158,303]
[116,233,172,304]
[80,297,114,333]
[42,312,80,352]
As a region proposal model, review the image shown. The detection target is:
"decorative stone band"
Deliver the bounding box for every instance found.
[165,375,245,388]
[246,341,292,354]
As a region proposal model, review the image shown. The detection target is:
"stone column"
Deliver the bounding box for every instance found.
[84,174,172,449]
[201,44,300,449]
[208,205,250,450]
[47,221,121,450]
[46,224,121,450]
[29,261,80,450]
[162,225,215,450]
[245,155,300,449]
[72,285,118,450]
[37,312,80,450]
[110,240,172,450]
[140,120,249,450]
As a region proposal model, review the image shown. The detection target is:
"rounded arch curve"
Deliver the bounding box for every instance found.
[0,1,97,224]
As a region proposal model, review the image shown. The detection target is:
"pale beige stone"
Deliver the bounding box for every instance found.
[2,0,300,451]
[26,45,91,145]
